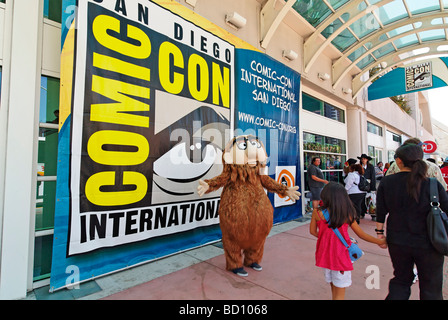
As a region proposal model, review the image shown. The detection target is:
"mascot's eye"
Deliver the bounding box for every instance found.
[248,136,261,148]
[236,141,247,150]
[154,142,219,180]
[250,140,261,148]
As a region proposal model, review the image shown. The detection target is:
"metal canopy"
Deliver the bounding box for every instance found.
[261,0,448,98]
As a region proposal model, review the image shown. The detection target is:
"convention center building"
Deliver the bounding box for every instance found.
[0,0,446,299]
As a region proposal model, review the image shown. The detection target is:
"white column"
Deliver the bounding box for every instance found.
[346,107,364,157]
[0,0,43,299]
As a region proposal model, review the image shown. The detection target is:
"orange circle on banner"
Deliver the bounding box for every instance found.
[277,169,295,201]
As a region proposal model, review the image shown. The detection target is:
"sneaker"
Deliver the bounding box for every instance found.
[250,263,263,271]
[232,267,248,277]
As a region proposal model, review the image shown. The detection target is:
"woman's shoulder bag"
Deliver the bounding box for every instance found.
[427,178,448,256]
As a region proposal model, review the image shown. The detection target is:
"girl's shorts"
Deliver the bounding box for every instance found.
[323,269,352,288]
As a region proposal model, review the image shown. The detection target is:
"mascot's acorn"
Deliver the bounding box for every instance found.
[197,135,301,276]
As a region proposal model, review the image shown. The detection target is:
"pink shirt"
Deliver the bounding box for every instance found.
[315,218,353,271]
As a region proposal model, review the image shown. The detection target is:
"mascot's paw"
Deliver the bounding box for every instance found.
[231,267,248,277]
[286,186,301,201]
[197,179,209,197]
[249,263,263,271]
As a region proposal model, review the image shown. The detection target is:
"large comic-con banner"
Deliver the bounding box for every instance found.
[51,0,300,290]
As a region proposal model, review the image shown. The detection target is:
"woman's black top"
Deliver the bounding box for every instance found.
[376,172,448,248]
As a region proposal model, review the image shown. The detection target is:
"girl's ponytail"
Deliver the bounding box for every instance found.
[407,159,427,202]
[395,144,427,202]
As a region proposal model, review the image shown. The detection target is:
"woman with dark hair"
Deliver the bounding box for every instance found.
[376,144,448,300]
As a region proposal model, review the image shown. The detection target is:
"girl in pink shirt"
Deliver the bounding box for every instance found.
[309,182,386,300]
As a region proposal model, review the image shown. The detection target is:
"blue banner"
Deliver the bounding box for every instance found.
[368,57,448,100]
[235,49,301,223]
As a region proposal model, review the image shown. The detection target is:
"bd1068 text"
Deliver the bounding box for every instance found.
[223,304,268,315]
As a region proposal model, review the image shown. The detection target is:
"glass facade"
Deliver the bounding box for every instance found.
[44,0,62,23]
[303,132,347,190]
[302,93,345,123]
[367,121,383,136]
[34,76,59,282]
[296,0,448,74]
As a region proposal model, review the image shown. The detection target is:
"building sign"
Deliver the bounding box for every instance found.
[368,57,448,101]
[423,140,437,154]
[405,62,432,92]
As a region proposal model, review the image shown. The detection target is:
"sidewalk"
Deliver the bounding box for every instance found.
[97,216,440,300]
[28,215,447,300]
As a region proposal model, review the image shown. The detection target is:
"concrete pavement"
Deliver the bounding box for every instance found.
[99,216,439,300]
[27,214,447,300]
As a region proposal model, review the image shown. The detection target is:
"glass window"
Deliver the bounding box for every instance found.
[394,34,419,49]
[356,54,375,69]
[374,1,408,26]
[388,24,414,38]
[33,234,53,281]
[372,43,395,59]
[303,132,347,189]
[406,0,440,15]
[419,29,446,42]
[350,13,379,39]
[302,92,323,115]
[387,150,395,162]
[292,0,332,27]
[322,18,343,39]
[302,93,345,123]
[324,102,345,123]
[327,0,349,10]
[348,46,367,62]
[367,121,383,136]
[386,130,402,144]
[331,29,357,52]
[36,180,56,231]
[44,0,62,23]
[34,76,59,282]
[368,145,375,159]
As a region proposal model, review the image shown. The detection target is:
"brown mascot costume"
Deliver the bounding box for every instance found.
[197,135,301,276]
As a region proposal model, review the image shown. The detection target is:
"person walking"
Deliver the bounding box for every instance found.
[358,154,376,219]
[376,144,448,300]
[344,164,366,224]
[386,138,447,190]
[307,157,328,210]
[309,182,386,300]
[375,162,384,189]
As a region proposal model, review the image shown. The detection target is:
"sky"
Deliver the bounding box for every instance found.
[427,86,448,127]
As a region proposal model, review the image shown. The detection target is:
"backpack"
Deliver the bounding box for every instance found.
[355,174,371,192]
